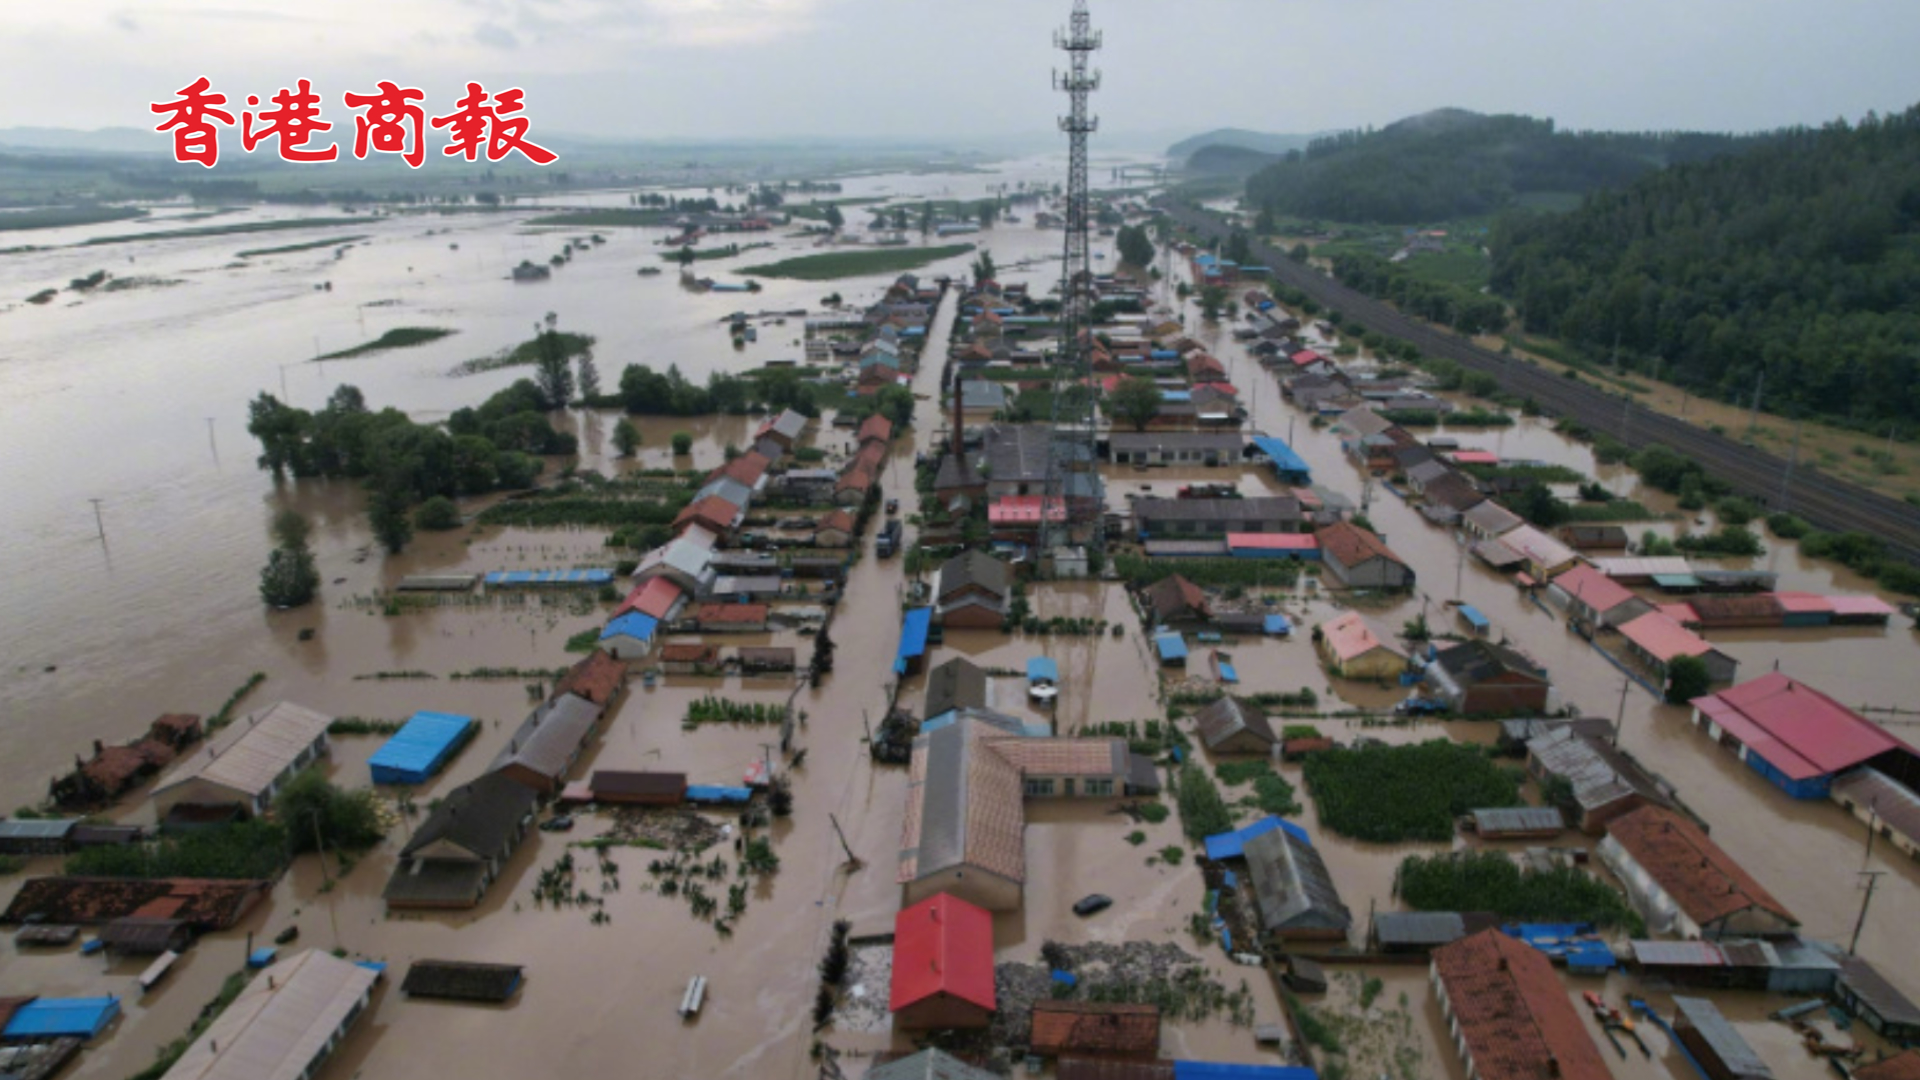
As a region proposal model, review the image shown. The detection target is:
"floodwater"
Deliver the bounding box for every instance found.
[3,154,1919,1080]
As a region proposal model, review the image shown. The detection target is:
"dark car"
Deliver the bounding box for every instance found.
[538,815,575,832]
[1072,894,1113,917]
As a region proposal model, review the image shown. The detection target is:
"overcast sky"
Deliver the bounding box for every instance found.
[8,0,1919,147]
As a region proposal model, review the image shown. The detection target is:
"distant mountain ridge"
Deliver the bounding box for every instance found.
[1243,107,1766,223]
[1166,128,1316,162]
[1183,144,1284,176]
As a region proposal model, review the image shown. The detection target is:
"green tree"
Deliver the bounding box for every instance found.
[1107,375,1163,432]
[1665,654,1711,704]
[532,315,574,410]
[259,509,318,608]
[1514,483,1568,527]
[247,393,309,480]
[1199,285,1228,321]
[918,201,933,235]
[671,431,693,455]
[970,249,996,284]
[823,203,844,230]
[275,771,388,854]
[612,418,640,457]
[975,200,997,228]
[576,350,601,402]
[676,246,695,271]
[414,495,461,531]
[368,479,414,554]
[1116,224,1154,268]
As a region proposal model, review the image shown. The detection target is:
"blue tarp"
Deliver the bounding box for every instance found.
[247,947,278,968]
[1162,390,1193,403]
[356,961,389,974]
[1251,436,1313,483]
[369,711,474,786]
[1050,969,1078,987]
[484,569,614,587]
[1150,349,1179,360]
[1155,633,1188,663]
[3,997,120,1040]
[1026,657,1059,683]
[1176,1064,1318,1080]
[1203,817,1311,861]
[686,785,753,804]
[1503,923,1617,972]
[1217,660,1239,683]
[1264,613,1292,636]
[894,607,932,674]
[1457,605,1489,633]
[600,611,659,643]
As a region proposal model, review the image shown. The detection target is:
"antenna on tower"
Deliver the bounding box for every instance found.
[1040,0,1105,576]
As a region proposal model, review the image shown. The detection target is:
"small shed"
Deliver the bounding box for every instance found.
[1155,633,1189,667]
[100,917,192,956]
[598,611,658,660]
[1469,807,1565,839]
[588,771,687,806]
[1672,996,1774,1080]
[1281,955,1327,993]
[0,819,77,856]
[659,644,721,675]
[1371,911,1467,953]
[1,996,120,1041]
[401,960,525,1002]
[368,712,475,786]
[895,607,933,676]
[736,647,796,674]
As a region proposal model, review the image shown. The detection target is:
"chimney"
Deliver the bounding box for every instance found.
[94,739,105,755]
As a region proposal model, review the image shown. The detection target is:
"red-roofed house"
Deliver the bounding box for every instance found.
[858,415,894,447]
[1690,672,1917,798]
[1450,450,1500,467]
[1316,521,1414,589]
[1615,612,1738,685]
[890,894,995,1029]
[696,603,769,633]
[1599,805,1797,938]
[617,577,685,622]
[1550,564,1653,628]
[673,495,744,539]
[1431,930,1612,1080]
[1314,612,1407,680]
[814,509,856,549]
[708,451,771,491]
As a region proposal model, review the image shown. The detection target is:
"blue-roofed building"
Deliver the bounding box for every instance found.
[1175,1063,1317,1080]
[1263,613,1292,636]
[1251,436,1312,485]
[1204,816,1311,861]
[686,785,753,804]
[369,711,476,785]
[1155,632,1188,667]
[2,996,121,1041]
[895,607,932,675]
[1456,604,1490,637]
[598,611,658,660]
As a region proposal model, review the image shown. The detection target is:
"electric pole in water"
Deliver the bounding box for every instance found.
[88,499,106,543]
[1613,673,1631,748]
[1850,870,1886,955]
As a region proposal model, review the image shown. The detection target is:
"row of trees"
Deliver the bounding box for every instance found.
[616,362,821,418]
[1490,106,1920,423]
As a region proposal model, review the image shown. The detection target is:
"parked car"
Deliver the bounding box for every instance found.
[1393,697,1447,717]
[538,815,575,832]
[1072,894,1113,917]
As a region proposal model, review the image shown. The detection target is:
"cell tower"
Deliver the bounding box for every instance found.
[1041,0,1104,571]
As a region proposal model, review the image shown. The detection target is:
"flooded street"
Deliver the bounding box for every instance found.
[3,158,1920,1080]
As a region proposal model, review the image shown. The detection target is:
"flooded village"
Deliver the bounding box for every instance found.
[5,8,1920,1080]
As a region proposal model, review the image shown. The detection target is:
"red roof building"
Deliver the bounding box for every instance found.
[1615,612,1738,684]
[617,577,684,621]
[673,495,744,538]
[859,415,894,446]
[989,495,1067,528]
[1690,672,1914,795]
[709,451,771,489]
[1431,930,1611,1080]
[889,894,995,1029]
[1601,805,1797,938]
[1030,1002,1160,1061]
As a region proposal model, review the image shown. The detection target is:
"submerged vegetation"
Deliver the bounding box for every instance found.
[737,243,976,280]
[239,235,368,257]
[1303,741,1523,842]
[314,326,454,360]
[1396,850,1642,930]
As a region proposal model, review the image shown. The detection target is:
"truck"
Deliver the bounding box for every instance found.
[876,519,903,558]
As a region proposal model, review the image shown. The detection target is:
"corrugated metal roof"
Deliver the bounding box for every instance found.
[1244,827,1349,934]
[1374,911,1466,946]
[1,996,119,1040]
[866,1050,1003,1080]
[1629,940,1726,967]
[160,950,378,1080]
[368,712,472,784]
[0,819,77,841]
[1840,955,1920,1028]
[1471,807,1564,834]
[488,694,602,783]
[1673,996,1774,1079]
[154,701,332,800]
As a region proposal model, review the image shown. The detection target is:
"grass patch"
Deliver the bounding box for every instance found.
[1459,462,1584,485]
[1560,500,1656,523]
[314,326,454,361]
[451,330,595,377]
[207,672,267,733]
[737,243,976,281]
[563,628,602,653]
[327,717,405,736]
[1303,740,1523,843]
[239,234,368,257]
[67,819,290,880]
[1175,765,1234,842]
[1112,554,1303,590]
[1395,850,1642,931]
[657,242,772,262]
[0,205,148,232]
[524,209,675,227]
[81,217,366,246]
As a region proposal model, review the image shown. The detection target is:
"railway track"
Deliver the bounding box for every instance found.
[1163,201,1920,565]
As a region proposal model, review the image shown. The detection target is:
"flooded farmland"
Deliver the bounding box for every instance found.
[2,150,1919,1080]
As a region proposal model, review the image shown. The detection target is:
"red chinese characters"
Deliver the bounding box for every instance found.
[241,79,338,161]
[151,77,235,168]
[343,81,427,168]
[431,83,557,165]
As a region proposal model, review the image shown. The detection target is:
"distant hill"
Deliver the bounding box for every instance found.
[1491,103,1920,424]
[1244,108,1764,223]
[1167,128,1315,162]
[1183,144,1283,176]
[0,127,162,154]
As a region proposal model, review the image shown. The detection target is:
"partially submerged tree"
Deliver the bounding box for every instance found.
[1107,375,1164,432]
[259,508,319,608]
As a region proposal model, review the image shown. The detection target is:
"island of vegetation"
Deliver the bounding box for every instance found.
[736,243,977,281]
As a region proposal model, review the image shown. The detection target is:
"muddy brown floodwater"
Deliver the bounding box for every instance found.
[3,166,1919,1080]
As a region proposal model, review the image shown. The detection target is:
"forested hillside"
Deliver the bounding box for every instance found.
[1245,109,1757,223]
[1184,144,1283,176]
[1167,128,1315,161]
[1491,106,1920,423]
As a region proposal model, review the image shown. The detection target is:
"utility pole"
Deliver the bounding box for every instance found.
[1864,797,1880,870]
[1849,870,1886,955]
[88,498,107,543]
[1613,673,1631,749]
[827,813,862,870]
[1746,369,1765,442]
